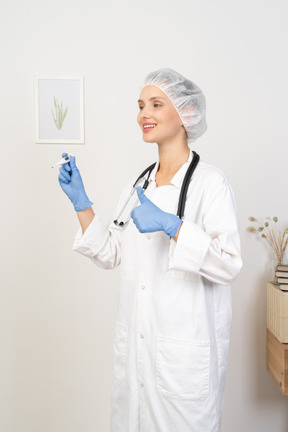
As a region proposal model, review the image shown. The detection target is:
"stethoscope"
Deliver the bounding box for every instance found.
[114,151,200,227]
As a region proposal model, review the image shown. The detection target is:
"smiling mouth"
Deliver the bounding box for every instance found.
[143,124,156,129]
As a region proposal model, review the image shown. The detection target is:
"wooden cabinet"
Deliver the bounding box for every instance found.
[267,329,288,396]
[266,283,288,396]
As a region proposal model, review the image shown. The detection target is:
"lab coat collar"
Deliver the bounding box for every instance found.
[149,150,194,189]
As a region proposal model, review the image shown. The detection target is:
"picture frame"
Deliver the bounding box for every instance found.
[35,76,84,144]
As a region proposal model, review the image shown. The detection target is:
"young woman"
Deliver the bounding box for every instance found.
[58,68,242,432]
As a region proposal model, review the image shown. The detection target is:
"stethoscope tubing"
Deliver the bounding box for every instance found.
[177,151,199,219]
[114,162,157,226]
[114,187,137,226]
[132,162,157,189]
[114,152,199,226]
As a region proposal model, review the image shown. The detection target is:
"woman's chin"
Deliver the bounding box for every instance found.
[142,135,156,144]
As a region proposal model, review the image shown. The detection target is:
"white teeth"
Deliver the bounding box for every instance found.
[143,124,156,128]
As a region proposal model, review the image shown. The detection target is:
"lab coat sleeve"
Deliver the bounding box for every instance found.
[72,214,122,269]
[72,180,135,270]
[168,175,242,285]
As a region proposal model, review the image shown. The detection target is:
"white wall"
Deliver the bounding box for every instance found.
[1,0,288,430]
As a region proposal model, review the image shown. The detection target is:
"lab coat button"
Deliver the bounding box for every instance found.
[147,234,151,239]
[140,334,144,339]
[141,285,145,290]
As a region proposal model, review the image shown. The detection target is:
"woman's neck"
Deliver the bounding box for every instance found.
[157,141,190,176]
[155,140,190,187]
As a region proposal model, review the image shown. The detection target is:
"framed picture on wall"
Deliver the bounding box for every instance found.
[35,76,84,144]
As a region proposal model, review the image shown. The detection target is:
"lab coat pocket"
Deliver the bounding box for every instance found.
[112,322,128,385]
[156,336,210,401]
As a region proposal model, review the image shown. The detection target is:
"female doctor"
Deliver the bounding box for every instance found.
[58,68,242,432]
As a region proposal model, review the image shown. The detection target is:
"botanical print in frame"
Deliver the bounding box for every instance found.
[35,76,84,144]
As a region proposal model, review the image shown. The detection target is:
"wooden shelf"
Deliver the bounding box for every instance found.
[267,329,288,396]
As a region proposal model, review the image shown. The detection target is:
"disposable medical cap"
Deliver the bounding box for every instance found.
[142,68,207,144]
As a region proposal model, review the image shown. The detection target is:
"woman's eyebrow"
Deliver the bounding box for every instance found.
[138,96,166,103]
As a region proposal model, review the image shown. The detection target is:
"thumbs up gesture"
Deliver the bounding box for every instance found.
[131,186,182,238]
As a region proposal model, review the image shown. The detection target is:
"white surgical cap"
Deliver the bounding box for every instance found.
[142,68,207,144]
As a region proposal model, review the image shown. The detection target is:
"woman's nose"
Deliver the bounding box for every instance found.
[140,106,151,118]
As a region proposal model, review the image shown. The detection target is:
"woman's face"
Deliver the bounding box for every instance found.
[137,85,185,145]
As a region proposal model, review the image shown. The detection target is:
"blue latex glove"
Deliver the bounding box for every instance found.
[58,153,93,211]
[131,186,182,238]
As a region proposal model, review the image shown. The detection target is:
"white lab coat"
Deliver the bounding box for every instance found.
[73,151,242,432]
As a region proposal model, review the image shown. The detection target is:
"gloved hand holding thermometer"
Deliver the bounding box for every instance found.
[131,186,182,239]
[57,153,93,211]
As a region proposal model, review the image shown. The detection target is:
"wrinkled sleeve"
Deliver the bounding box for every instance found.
[168,176,242,285]
[72,181,134,270]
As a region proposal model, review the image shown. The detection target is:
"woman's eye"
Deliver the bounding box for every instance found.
[138,106,144,110]
[154,103,161,108]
